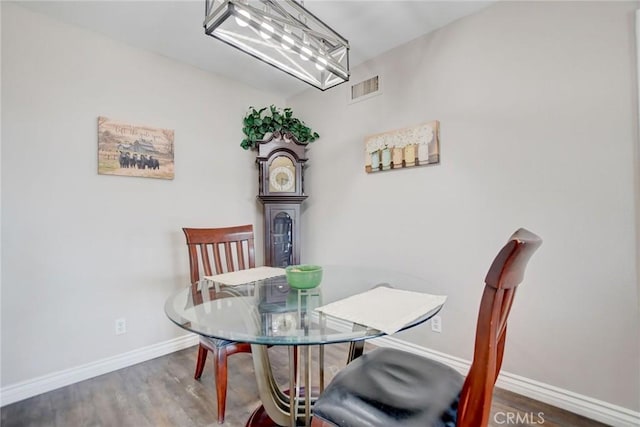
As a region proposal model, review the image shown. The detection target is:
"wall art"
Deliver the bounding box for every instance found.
[98,116,175,180]
[365,120,439,173]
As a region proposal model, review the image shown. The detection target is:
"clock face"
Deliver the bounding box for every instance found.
[269,156,296,193]
[271,312,297,335]
[270,167,294,192]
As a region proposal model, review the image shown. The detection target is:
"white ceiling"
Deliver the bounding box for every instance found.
[18,1,495,97]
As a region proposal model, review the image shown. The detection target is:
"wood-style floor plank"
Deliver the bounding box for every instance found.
[1,344,607,427]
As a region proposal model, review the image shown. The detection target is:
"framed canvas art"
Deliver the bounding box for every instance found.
[365,120,440,173]
[98,116,175,180]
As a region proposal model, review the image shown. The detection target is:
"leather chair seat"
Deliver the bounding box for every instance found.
[313,347,463,427]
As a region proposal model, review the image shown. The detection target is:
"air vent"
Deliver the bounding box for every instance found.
[349,75,381,103]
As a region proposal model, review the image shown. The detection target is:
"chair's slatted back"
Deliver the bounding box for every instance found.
[182,225,256,285]
[457,228,542,427]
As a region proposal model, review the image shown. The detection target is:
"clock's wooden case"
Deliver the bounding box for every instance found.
[257,132,308,267]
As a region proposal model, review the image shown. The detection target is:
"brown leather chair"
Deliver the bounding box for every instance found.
[311,228,542,427]
[182,225,256,424]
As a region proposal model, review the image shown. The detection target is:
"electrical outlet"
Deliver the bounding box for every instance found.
[115,318,127,335]
[431,315,442,333]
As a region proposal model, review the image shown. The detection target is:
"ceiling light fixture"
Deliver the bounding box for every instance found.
[204,0,350,91]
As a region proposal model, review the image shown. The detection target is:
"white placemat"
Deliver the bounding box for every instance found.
[203,266,286,286]
[315,287,446,335]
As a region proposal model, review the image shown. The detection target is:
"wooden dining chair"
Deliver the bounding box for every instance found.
[311,228,542,427]
[182,225,256,424]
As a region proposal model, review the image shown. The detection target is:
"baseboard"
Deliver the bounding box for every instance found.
[0,334,199,407]
[371,334,640,427]
[2,326,639,427]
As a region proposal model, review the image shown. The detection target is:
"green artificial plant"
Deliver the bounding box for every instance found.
[241,105,319,150]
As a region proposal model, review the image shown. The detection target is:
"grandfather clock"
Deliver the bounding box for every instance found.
[257,131,308,267]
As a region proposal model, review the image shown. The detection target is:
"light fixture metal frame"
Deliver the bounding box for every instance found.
[204,0,350,91]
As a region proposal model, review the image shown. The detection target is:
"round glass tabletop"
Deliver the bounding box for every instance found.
[164,265,443,346]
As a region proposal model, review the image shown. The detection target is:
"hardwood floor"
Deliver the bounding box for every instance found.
[1,344,607,427]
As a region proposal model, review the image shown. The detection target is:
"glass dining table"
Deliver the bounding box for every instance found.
[164,265,444,427]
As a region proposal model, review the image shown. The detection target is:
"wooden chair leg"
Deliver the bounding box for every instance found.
[194,345,208,380]
[214,346,228,424]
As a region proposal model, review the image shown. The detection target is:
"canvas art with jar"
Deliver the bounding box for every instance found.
[365,120,440,173]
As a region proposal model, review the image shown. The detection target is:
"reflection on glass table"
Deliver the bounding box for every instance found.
[164,266,445,427]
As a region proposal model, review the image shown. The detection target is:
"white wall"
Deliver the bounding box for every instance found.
[0,0,4,392]
[1,3,282,387]
[289,1,640,412]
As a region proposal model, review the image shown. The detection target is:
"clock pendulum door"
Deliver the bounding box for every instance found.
[272,212,293,267]
[263,204,302,267]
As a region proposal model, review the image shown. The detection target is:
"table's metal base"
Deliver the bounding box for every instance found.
[250,332,365,426]
[251,343,322,426]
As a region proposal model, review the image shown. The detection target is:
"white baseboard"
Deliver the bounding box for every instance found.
[2,326,639,427]
[0,334,199,407]
[371,334,640,427]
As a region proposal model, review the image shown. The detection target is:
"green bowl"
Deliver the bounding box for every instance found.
[285,265,323,289]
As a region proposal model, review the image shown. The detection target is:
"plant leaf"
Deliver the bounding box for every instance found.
[240,105,319,149]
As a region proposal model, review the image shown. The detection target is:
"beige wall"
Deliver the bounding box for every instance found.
[1,3,281,386]
[289,1,640,412]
